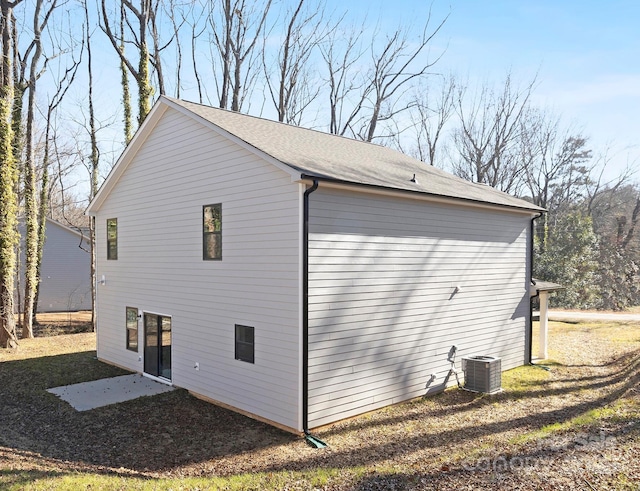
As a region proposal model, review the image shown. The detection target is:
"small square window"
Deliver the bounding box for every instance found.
[203,204,222,260]
[126,307,138,352]
[235,324,254,364]
[107,218,118,260]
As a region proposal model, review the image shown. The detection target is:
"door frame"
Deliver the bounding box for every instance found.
[142,310,173,384]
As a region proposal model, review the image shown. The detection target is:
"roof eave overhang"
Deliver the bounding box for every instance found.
[86,96,304,216]
[298,174,546,216]
[161,97,302,183]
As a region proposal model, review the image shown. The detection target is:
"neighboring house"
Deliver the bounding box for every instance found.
[87,96,544,434]
[18,218,92,313]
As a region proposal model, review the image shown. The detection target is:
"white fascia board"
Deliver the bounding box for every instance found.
[86,101,169,215]
[161,97,303,183]
[297,178,543,217]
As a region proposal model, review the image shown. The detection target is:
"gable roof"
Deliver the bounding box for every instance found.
[88,96,543,214]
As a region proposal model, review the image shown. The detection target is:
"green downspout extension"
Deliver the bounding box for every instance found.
[302,178,326,448]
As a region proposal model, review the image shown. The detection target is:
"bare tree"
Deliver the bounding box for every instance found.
[165,0,191,99]
[515,108,592,249]
[46,129,91,225]
[101,0,173,126]
[320,10,448,142]
[360,14,448,143]
[189,8,207,103]
[403,73,456,165]
[207,0,272,112]
[33,53,82,319]
[452,73,537,194]
[585,148,638,219]
[21,0,59,338]
[85,0,99,331]
[263,0,330,124]
[319,21,366,135]
[119,2,133,144]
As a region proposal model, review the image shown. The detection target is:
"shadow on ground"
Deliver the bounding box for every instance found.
[0,350,295,474]
[0,341,638,481]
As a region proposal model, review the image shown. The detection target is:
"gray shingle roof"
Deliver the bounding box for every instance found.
[164,96,543,213]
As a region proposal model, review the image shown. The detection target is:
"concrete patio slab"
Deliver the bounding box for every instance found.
[47,374,175,411]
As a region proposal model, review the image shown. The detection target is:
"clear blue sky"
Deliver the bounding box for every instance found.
[354,0,640,177]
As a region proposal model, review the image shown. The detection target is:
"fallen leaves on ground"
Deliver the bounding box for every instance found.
[0,318,638,490]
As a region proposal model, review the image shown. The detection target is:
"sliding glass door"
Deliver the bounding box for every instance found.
[144,313,171,380]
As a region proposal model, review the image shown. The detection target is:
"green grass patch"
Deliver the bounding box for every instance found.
[613,472,640,490]
[501,364,552,392]
[8,466,369,491]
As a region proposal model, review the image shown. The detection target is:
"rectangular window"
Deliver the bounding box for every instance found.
[235,324,254,364]
[203,204,222,260]
[126,307,138,352]
[107,218,118,260]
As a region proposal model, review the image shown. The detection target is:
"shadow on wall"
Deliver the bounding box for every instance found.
[424,345,462,396]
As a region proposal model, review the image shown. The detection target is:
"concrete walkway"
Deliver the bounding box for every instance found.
[547,310,640,322]
[48,374,175,411]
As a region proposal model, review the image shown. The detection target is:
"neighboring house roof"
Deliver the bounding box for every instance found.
[88,96,544,214]
[18,216,89,241]
[48,219,89,241]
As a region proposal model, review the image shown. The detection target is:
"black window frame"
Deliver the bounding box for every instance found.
[203,204,222,260]
[235,324,254,364]
[107,218,118,260]
[126,306,138,352]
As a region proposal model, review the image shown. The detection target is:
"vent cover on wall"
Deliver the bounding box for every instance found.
[461,356,502,394]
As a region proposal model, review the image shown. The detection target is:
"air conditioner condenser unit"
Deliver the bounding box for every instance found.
[462,355,502,394]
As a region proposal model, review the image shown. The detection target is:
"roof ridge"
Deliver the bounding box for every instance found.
[158,96,543,214]
[161,95,402,152]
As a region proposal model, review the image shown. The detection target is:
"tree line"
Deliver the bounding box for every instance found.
[0,0,637,347]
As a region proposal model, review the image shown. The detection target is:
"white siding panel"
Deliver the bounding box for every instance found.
[17,220,92,312]
[94,108,301,430]
[307,187,531,428]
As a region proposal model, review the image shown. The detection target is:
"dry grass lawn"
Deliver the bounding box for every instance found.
[0,316,638,490]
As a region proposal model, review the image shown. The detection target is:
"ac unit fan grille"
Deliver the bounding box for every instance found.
[462,356,501,394]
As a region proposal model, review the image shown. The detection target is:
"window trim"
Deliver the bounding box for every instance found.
[203,204,222,260]
[126,306,138,352]
[107,218,118,260]
[234,324,255,364]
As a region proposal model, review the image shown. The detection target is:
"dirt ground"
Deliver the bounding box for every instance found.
[27,311,93,337]
[0,316,639,490]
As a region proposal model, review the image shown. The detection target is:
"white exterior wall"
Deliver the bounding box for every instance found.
[307,187,531,428]
[94,108,301,430]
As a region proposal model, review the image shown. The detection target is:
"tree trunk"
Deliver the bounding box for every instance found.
[120,4,133,144]
[137,40,152,124]
[32,146,48,324]
[0,0,20,348]
[86,0,99,331]
[22,0,47,339]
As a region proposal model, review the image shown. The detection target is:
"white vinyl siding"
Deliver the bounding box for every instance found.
[17,219,91,312]
[307,187,530,428]
[94,107,300,430]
